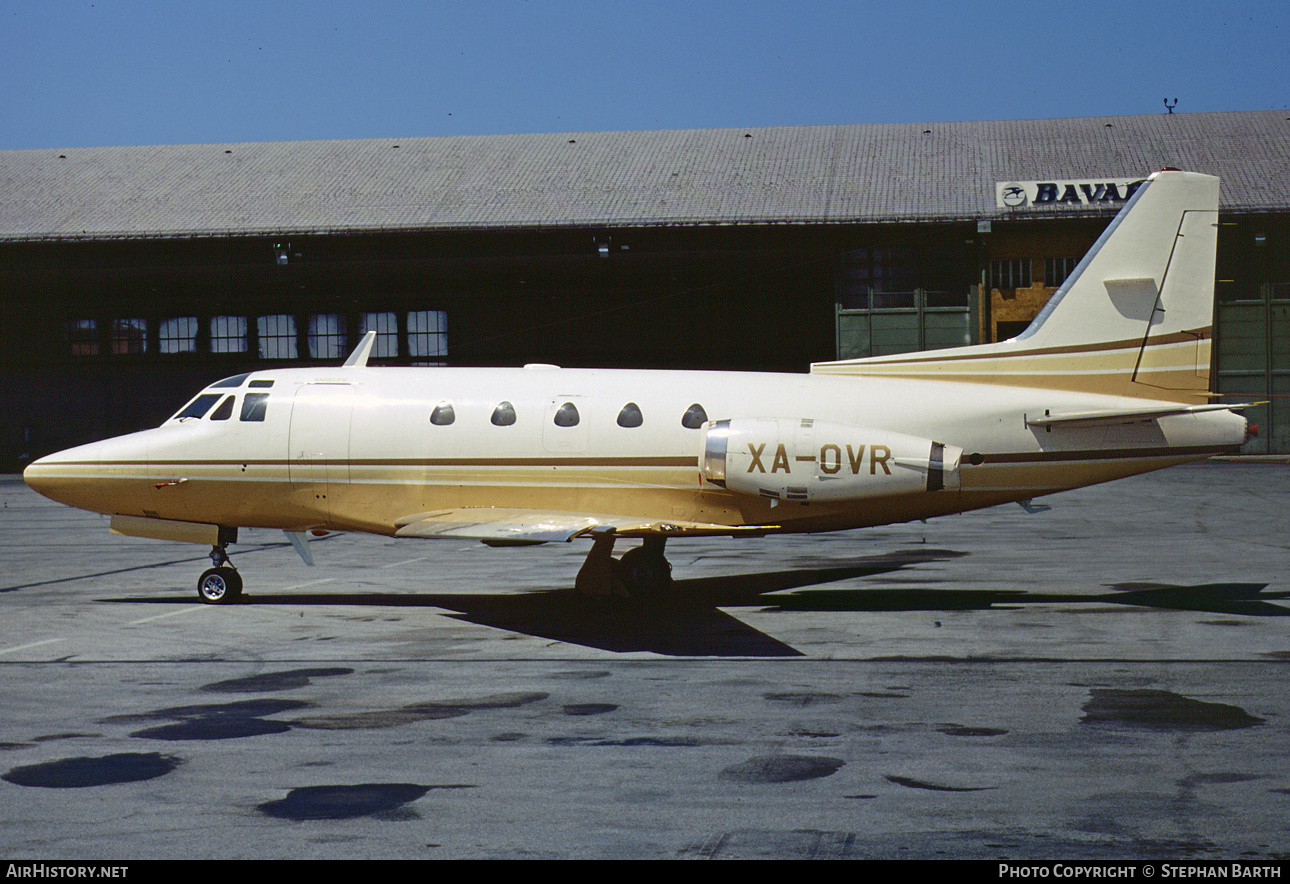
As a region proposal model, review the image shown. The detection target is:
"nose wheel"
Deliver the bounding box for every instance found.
[197,543,242,604]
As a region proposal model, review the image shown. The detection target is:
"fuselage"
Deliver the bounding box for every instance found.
[23,364,1248,539]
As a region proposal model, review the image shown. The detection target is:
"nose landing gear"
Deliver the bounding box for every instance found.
[197,542,242,604]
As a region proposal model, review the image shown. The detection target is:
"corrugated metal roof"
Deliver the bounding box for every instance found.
[2,110,1287,242]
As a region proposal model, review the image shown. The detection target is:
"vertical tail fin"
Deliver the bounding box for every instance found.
[813,170,1220,404]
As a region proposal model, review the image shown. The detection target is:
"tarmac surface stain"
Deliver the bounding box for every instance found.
[548,736,704,747]
[3,752,181,788]
[257,783,471,820]
[938,724,1009,737]
[200,667,353,694]
[103,698,312,741]
[1081,689,1265,730]
[719,755,845,783]
[134,717,293,740]
[290,691,549,730]
[884,774,996,792]
[762,692,844,706]
[562,703,617,716]
[1181,772,1261,786]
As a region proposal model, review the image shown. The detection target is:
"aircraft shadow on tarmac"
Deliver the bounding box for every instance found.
[238,549,970,658]
[100,547,1290,658]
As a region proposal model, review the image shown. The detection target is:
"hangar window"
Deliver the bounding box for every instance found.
[360,312,399,358]
[681,403,708,429]
[990,258,1032,290]
[553,402,580,427]
[258,314,298,359]
[616,402,643,428]
[174,393,221,420]
[159,317,198,354]
[839,247,917,309]
[210,316,248,353]
[210,395,236,421]
[491,401,517,427]
[430,402,456,425]
[110,318,147,355]
[308,314,347,360]
[1044,256,1078,288]
[408,310,448,364]
[240,393,269,422]
[65,319,99,356]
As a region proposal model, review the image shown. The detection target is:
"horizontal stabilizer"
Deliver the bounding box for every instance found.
[1025,402,1256,429]
[393,508,775,542]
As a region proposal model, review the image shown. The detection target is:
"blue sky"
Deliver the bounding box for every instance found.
[2,0,1287,149]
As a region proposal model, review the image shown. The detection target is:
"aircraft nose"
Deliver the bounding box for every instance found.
[24,445,101,510]
[23,433,150,514]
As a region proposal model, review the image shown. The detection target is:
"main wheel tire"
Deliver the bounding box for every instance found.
[614,545,673,598]
[197,567,243,604]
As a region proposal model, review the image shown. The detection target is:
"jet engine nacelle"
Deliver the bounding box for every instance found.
[701,418,962,503]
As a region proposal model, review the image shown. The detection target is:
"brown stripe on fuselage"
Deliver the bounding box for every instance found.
[26,440,1233,539]
[814,330,1209,367]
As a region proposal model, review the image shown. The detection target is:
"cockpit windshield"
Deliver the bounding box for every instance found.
[172,393,222,421]
[211,373,251,388]
[170,382,276,423]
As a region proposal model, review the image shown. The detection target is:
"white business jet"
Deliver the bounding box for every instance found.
[23,170,1252,603]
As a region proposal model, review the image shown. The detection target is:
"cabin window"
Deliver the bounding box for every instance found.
[159,317,198,354]
[552,402,580,427]
[616,403,643,428]
[681,403,708,429]
[491,401,517,427]
[240,393,269,422]
[210,395,236,421]
[430,402,456,426]
[308,314,347,360]
[210,316,248,353]
[174,393,221,420]
[110,318,147,355]
[258,314,298,359]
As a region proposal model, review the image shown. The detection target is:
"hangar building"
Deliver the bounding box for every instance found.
[2,109,1288,465]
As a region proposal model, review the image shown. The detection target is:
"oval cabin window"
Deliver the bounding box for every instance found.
[681,403,707,429]
[553,402,580,427]
[616,402,643,428]
[430,402,455,426]
[491,401,517,427]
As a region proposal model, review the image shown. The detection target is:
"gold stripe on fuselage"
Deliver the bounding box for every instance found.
[25,442,1232,538]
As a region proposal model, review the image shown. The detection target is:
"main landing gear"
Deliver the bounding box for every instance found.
[197,541,242,604]
[575,527,674,599]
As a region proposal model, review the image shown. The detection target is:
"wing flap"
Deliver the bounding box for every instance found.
[393,508,775,542]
